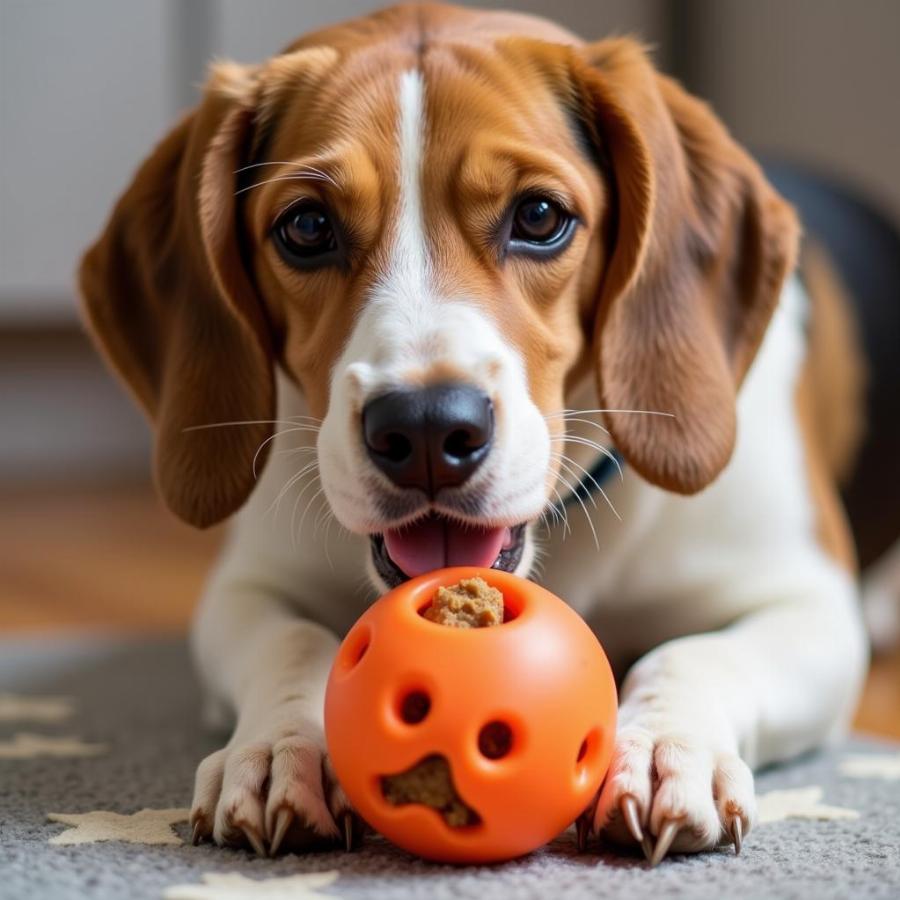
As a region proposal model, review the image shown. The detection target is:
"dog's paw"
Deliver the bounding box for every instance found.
[189,724,363,856]
[590,725,755,865]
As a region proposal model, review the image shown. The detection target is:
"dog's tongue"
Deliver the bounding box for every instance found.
[384,516,509,578]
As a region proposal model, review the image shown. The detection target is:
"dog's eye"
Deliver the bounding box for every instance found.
[272,201,340,268]
[507,196,576,256]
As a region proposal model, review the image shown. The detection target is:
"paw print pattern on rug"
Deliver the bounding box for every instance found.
[47,808,190,845]
[163,871,340,899]
[839,753,900,780]
[756,786,860,824]
[0,693,74,722]
[0,733,107,759]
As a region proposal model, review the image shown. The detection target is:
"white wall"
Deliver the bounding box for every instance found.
[0,0,174,322]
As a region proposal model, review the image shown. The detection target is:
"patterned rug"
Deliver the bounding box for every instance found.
[2,636,898,899]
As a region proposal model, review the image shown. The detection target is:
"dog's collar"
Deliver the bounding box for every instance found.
[556,448,623,511]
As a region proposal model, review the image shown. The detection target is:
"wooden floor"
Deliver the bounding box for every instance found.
[1,483,897,738]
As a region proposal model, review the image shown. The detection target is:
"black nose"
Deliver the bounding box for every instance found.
[362,383,494,495]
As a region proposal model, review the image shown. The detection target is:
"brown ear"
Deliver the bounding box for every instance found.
[79,64,274,527]
[573,39,799,493]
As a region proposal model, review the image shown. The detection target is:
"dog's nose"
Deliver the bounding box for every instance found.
[362,383,494,494]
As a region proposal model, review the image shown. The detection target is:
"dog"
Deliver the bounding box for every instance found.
[79,3,869,863]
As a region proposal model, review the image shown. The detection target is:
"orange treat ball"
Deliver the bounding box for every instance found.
[324,567,617,864]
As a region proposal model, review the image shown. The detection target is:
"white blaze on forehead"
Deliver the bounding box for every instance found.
[383,69,429,306]
[316,70,552,534]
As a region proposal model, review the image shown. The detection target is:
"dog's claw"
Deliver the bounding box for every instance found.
[649,819,680,867]
[728,815,743,855]
[243,825,267,858]
[269,808,293,857]
[620,795,653,861]
[575,811,591,853]
[341,811,366,851]
[190,820,203,846]
[342,812,355,852]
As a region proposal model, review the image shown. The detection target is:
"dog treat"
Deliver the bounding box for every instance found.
[423,576,504,628]
[382,754,479,827]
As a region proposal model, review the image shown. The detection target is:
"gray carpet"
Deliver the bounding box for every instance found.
[1,637,899,900]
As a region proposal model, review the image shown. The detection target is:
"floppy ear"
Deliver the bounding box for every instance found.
[79,63,275,527]
[572,39,800,493]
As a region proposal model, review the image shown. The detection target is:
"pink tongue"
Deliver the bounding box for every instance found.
[384,516,509,578]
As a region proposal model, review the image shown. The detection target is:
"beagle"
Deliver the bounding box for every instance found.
[79,3,869,863]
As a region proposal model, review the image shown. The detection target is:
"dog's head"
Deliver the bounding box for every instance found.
[80,4,797,588]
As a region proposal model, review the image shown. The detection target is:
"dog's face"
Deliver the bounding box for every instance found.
[241,32,608,586]
[80,4,797,587]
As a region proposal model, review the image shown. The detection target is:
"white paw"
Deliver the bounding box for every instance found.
[592,725,755,864]
[190,720,361,856]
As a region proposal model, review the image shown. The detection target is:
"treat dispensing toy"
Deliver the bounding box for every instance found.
[324,567,617,864]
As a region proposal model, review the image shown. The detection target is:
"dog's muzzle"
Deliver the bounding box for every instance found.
[359,381,529,588]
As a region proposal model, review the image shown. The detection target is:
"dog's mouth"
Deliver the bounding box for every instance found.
[370,514,527,588]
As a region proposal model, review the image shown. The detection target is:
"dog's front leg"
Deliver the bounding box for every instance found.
[188,573,356,855]
[593,568,868,863]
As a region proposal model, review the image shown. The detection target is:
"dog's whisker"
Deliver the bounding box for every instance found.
[550,436,624,482]
[300,487,328,556]
[551,449,623,523]
[552,485,572,541]
[253,427,318,479]
[539,504,561,542]
[594,484,621,522]
[537,508,551,539]
[323,512,338,572]
[316,502,349,565]
[550,455,598,510]
[547,483,572,538]
[554,415,611,436]
[353,570,378,601]
[553,469,601,551]
[183,419,320,432]
[267,461,319,520]
[288,163,338,186]
[273,445,318,458]
[289,474,324,544]
[273,466,319,523]
[296,481,326,544]
[549,434,609,455]
[551,433,611,452]
[544,407,676,419]
[290,472,323,548]
[550,451,607,506]
[285,414,323,424]
[313,489,331,533]
[233,161,339,188]
[234,172,332,197]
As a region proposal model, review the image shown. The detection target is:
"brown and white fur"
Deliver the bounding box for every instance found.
[79,4,868,862]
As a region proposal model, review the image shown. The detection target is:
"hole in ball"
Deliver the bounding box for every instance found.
[575,728,601,772]
[576,737,589,764]
[381,754,481,828]
[399,690,431,724]
[478,720,513,759]
[341,626,370,673]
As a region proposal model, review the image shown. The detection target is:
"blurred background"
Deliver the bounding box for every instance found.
[1,1,897,730]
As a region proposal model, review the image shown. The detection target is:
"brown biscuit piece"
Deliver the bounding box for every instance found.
[381,754,479,827]
[423,576,504,628]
